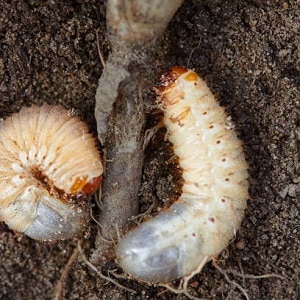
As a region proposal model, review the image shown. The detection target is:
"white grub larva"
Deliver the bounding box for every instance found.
[116,66,249,283]
[0,104,103,241]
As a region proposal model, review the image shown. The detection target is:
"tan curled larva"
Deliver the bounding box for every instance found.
[0,104,103,241]
[116,66,249,283]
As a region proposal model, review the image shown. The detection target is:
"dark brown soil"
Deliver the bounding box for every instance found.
[0,0,299,299]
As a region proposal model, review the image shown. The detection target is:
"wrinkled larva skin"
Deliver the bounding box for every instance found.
[0,104,103,240]
[116,67,249,283]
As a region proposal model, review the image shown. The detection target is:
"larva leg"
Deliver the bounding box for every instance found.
[116,67,249,283]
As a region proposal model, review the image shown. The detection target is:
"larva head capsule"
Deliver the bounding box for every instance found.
[0,104,103,241]
[156,66,187,90]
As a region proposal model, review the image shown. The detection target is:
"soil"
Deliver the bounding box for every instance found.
[0,0,299,300]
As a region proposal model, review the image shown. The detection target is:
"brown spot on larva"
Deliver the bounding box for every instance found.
[192,233,196,237]
[216,140,221,144]
[209,217,215,222]
[209,125,214,129]
[203,111,207,115]
[225,178,230,181]
[221,198,226,203]
[222,158,226,162]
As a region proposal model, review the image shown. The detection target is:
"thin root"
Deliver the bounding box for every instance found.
[131,203,155,223]
[160,283,204,300]
[225,268,285,280]
[78,241,136,294]
[212,259,284,300]
[90,207,102,229]
[160,256,209,300]
[159,255,284,300]
[96,28,106,68]
[182,256,209,291]
[94,187,103,210]
[53,246,79,300]
[97,229,115,244]
[213,261,250,300]
[89,204,115,245]
[109,268,131,280]
[187,38,202,69]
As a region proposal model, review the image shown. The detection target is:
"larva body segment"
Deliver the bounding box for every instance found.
[116,67,249,283]
[0,104,103,240]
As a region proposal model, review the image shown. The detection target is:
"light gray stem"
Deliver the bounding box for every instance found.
[93,0,184,263]
[95,53,130,146]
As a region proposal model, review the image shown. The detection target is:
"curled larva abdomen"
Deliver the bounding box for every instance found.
[0,104,103,240]
[116,66,249,283]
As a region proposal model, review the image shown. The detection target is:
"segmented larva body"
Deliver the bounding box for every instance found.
[116,67,249,283]
[0,104,103,240]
